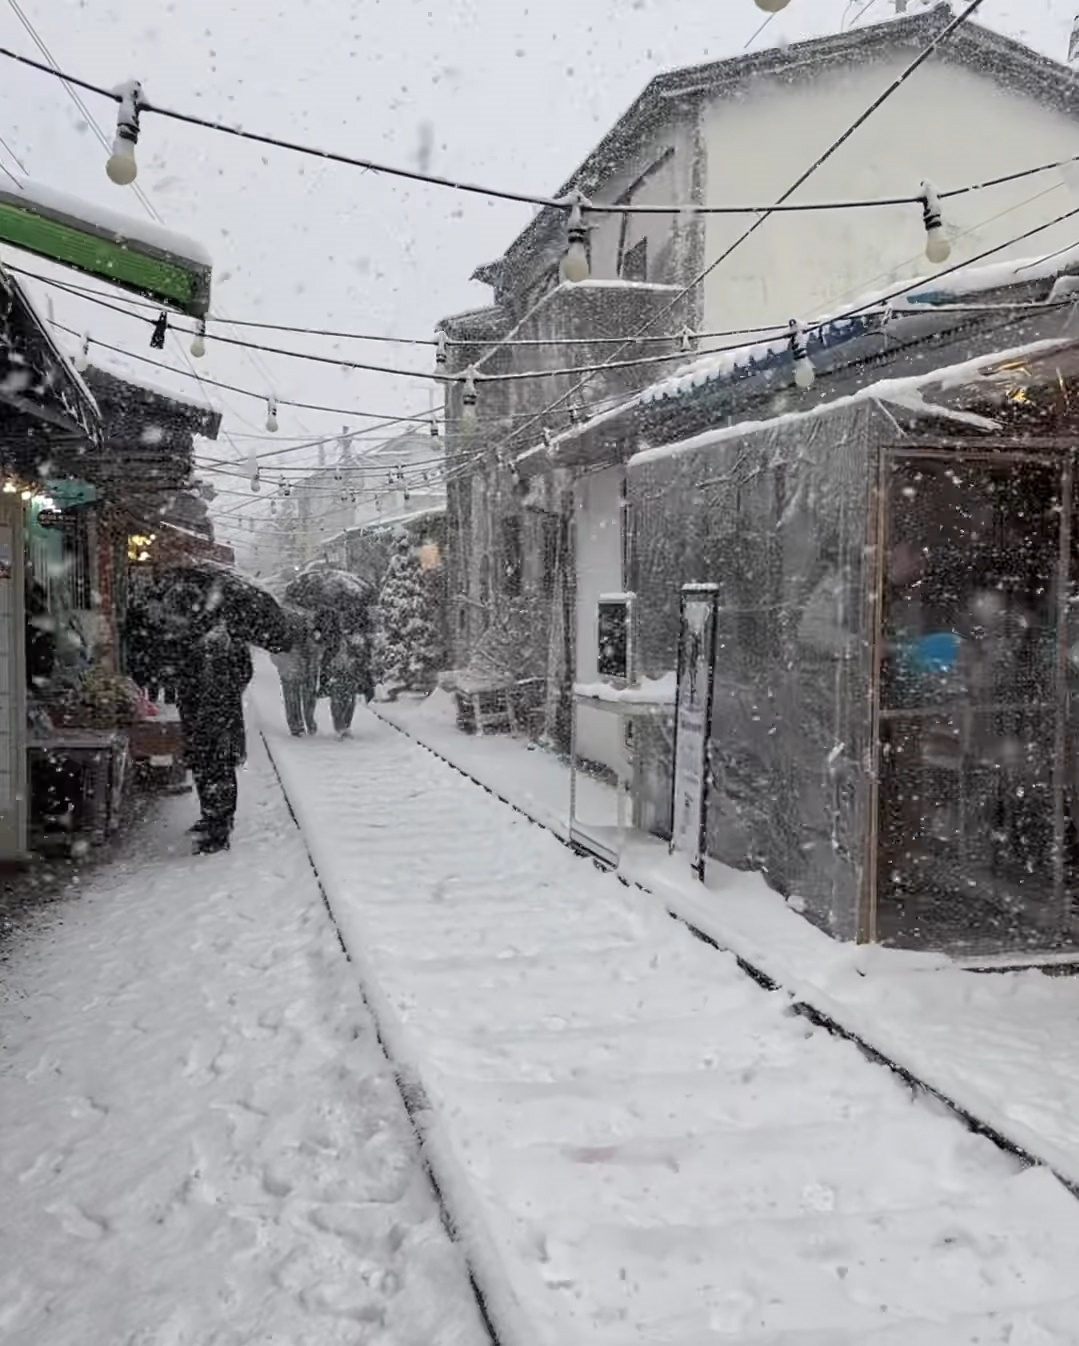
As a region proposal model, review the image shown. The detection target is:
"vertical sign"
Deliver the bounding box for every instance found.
[670,583,719,879]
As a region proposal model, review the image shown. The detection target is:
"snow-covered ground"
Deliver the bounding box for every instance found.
[0,729,488,1346]
[256,667,1079,1345]
[379,688,1079,1192]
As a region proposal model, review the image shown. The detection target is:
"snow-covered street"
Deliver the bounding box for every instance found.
[252,664,1079,1346]
[0,729,488,1346]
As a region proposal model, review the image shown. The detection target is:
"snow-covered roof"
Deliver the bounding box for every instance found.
[640,244,1079,408]
[629,336,1073,471]
[10,267,100,417]
[1,176,211,268]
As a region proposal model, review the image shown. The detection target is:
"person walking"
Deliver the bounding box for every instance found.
[175,619,254,855]
[322,627,376,739]
[271,604,337,736]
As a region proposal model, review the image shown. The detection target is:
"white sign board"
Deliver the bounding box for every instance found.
[670,584,718,877]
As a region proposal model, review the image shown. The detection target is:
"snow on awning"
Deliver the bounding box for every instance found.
[0,175,212,317]
[0,265,101,444]
[628,335,1077,472]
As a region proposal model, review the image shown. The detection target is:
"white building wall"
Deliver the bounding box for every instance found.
[586,117,698,287]
[700,57,1079,335]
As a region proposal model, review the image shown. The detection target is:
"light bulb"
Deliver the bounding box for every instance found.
[754,0,790,11]
[106,136,138,185]
[559,198,590,283]
[265,397,278,433]
[461,369,478,427]
[920,180,951,265]
[925,227,951,265]
[789,319,815,390]
[190,319,207,359]
[560,240,589,284]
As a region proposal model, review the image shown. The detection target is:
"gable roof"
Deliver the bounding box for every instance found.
[479,3,1079,293]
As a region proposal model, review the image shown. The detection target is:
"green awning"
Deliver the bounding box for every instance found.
[0,178,212,318]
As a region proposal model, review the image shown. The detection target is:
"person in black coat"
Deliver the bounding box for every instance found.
[175,620,253,853]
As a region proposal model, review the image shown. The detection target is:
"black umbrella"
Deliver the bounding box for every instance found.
[284,568,375,634]
[157,562,292,653]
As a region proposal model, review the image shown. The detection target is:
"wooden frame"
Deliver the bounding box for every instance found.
[669,582,720,882]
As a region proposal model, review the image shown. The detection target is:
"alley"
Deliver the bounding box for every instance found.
[251,663,1079,1346]
[0,731,489,1346]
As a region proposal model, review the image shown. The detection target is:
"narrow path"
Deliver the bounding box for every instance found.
[0,729,489,1346]
[252,663,1079,1346]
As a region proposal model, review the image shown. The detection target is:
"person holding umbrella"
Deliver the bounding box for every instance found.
[283,568,376,739]
[156,565,291,853]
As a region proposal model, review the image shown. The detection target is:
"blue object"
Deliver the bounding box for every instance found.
[905,631,961,675]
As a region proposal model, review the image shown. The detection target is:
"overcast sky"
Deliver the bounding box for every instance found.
[0,0,1068,539]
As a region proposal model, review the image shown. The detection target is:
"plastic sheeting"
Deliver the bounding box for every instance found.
[629,398,885,940]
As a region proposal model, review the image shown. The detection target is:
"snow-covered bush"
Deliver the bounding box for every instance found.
[376,533,442,698]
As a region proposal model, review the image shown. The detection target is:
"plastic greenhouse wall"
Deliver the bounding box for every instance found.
[627,399,898,940]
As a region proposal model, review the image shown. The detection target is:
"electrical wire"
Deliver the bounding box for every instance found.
[5,13,1079,222]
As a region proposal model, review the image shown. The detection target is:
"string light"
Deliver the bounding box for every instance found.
[74,333,90,373]
[435,331,448,367]
[921,180,951,264]
[789,319,816,389]
[250,464,262,492]
[190,317,207,359]
[105,79,142,186]
[430,416,439,438]
[460,369,479,426]
[559,193,591,284]
[265,396,279,433]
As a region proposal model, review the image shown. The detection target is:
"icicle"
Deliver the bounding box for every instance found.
[106,80,142,186]
[150,312,168,349]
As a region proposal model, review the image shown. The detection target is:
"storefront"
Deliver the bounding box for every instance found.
[627,337,1079,960]
[0,265,102,858]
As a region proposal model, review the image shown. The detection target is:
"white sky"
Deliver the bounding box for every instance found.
[0,0,1068,537]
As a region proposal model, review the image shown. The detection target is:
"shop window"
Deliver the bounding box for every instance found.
[877,454,1068,954]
